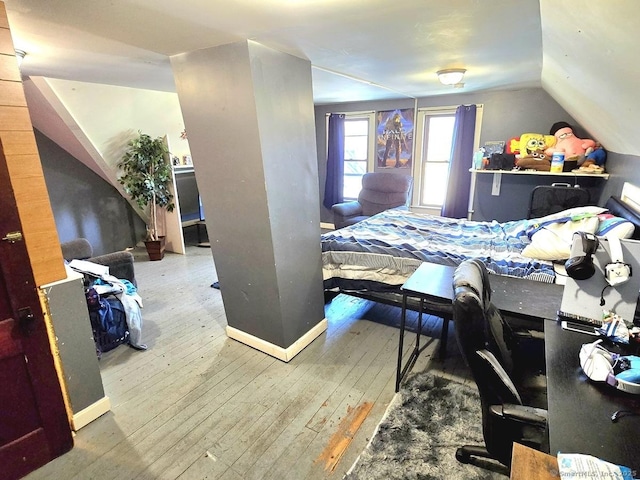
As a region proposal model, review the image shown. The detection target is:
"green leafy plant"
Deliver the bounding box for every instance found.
[118,132,175,241]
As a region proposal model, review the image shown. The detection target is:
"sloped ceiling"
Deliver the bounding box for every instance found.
[4,0,640,157]
[540,0,639,156]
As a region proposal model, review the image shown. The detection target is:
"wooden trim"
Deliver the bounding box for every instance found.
[0,28,13,55]
[0,6,66,286]
[0,2,8,29]
[226,318,328,362]
[72,397,111,431]
[0,79,27,106]
[0,54,21,81]
[510,443,560,479]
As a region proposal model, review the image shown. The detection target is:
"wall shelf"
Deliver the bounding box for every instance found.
[471,169,609,179]
[173,165,195,174]
[469,169,609,222]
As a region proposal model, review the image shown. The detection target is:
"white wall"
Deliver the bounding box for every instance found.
[540,0,640,156]
[33,78,192,251]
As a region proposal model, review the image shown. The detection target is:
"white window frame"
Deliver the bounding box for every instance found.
[411,105,483,215]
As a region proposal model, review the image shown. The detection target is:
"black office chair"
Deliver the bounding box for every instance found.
[527,183,590,219]
[452,259,548,472]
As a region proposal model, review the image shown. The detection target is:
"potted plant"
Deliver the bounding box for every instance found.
[118,131,175,260]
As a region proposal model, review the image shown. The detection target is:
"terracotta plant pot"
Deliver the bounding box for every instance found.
[144,236,166,261]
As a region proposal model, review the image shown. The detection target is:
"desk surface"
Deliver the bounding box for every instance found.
[545,319,640,472]
[400,262,563,321]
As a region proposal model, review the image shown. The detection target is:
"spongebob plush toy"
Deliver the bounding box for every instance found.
[519,133,555,159]
[513,133,555,170]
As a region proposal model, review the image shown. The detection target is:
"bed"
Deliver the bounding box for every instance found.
[322,195,640,301]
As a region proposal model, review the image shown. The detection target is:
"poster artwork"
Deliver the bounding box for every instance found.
[376,109,414,169]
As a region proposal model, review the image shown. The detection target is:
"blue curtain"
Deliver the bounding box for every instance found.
[441,105,477,218]
[323,114,345,209]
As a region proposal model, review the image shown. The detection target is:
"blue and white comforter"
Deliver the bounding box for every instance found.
[321,208,555,286]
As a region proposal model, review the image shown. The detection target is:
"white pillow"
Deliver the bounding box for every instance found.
[534,206,607,223]
[522,216,600,261]
[596,214,635,239]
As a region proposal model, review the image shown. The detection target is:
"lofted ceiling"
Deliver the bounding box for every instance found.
[3,0,640,155]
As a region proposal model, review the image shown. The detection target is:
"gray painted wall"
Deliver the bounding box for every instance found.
[599,152,640,204]
[36,129,145,255]
[471,174,605,222]
[172,40,325,349]
[37,82,639,262]
[315,88,590,223]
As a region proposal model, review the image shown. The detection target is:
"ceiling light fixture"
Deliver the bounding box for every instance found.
[437,68,466,86]
[15,49,26,67]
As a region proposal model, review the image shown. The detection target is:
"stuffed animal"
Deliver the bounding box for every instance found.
[519,133,556,159]
[507,136,521,155]
[585,142,607,167]
[515,156,551,171]
[513,133,554,170]
[544,122,597,162]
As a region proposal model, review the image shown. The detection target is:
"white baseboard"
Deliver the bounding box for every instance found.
[226,318,328,362]
[320,222,335,230]
[72,396,111,431]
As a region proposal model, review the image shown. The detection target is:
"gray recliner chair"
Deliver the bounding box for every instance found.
[331,172,413,229]
[60,238,136,286]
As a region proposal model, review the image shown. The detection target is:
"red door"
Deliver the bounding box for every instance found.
[0,144,73,479]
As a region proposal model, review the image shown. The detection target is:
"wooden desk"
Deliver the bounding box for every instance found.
[544,319,640,473]
[397,262,563,325]
[490,275,562,322]
[394,262,564,391]
[510,443,560,480]
[396,263,455,391]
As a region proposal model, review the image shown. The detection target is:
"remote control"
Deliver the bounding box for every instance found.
[557,310,601,326]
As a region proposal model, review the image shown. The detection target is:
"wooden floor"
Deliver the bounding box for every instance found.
[27,241,471,480]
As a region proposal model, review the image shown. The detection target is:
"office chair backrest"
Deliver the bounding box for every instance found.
[452,259,526,465]
[452,259,515,374]
[473,349,524,465]
[527,184,590,219]
[357,172,412,217]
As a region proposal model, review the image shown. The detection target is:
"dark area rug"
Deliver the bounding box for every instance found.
[344,372,509,480]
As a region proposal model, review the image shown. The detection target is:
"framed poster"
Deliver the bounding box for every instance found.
[376,109,414,169]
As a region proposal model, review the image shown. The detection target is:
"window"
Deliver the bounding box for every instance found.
[414,106,482,208]
[342,114,374,200]
[420,111,456,207]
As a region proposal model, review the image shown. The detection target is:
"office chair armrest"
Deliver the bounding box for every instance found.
[512,329,545,341]
[331,201,363,217]
[490,404,548,428]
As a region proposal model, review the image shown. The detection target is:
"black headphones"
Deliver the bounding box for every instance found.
[565,231,599,280]
[566,232,632,286]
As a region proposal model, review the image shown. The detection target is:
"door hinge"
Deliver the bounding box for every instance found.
[2,231,23,243]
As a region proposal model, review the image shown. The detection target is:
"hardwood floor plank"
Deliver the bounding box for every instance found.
[24,246,471,480]
[219,323,388,476]
[175,451,237,480]
[289,329,400,479]
[132,307,378,479]
[71,349,273,480]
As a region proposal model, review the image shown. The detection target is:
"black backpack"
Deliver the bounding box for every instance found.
[86,287,129,356]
